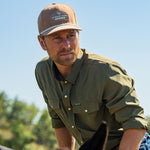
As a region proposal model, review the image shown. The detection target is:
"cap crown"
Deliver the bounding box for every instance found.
[38,4,81,36]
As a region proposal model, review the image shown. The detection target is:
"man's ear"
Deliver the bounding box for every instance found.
[38,35,47,50]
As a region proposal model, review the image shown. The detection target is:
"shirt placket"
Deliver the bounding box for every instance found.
[62,80,72,110]
[60,80,75,124]
[59,80,83,145]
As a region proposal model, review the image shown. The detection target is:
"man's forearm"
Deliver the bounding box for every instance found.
[119,128,146,150]
[55,127,75,150]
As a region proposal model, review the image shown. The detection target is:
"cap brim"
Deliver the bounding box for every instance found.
[41,24,82,36]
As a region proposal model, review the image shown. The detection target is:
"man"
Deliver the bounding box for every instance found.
[35,3,150,150]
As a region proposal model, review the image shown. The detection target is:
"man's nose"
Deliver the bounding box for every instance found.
[62,38,70,49]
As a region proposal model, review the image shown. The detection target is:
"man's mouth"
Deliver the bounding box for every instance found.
[60,52,73,56]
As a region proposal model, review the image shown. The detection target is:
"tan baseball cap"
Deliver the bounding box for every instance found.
[38,3,82,36]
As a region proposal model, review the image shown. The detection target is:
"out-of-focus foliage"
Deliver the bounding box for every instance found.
[0,91,57,150]
[33,109,57,148]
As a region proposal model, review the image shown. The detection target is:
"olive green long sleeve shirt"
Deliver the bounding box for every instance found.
[35,49,147,150]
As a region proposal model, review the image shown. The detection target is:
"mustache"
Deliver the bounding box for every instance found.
[59,48,74,54]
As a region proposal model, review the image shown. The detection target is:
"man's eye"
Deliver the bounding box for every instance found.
[54,36,61,40]
[68,33,75,38]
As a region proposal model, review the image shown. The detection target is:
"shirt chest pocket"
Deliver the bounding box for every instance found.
[72,101,101,132]
[72,101,99,114]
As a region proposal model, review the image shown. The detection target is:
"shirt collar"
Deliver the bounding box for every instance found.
[49,49,85,84]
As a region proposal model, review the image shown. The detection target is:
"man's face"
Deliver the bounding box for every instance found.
[39,29,80,67]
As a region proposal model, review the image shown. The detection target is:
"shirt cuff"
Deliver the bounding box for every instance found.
[122,117,148,130]
[52,118,65,128]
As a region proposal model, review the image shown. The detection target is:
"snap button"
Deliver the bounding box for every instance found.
[85,109,88,112]
[68,108,71,111]
[64,81,68,84]
[72,126,75,128]
[64,95,68,98]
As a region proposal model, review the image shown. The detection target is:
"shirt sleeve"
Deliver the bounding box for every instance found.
[35,65,65,128]
[42,91,65,128]
[103,62,147,130]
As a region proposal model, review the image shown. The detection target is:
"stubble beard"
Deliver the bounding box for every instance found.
[49,48,78,66]
[55,51,77,66]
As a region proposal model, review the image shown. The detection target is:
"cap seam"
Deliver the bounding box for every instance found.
[40,23,80,35]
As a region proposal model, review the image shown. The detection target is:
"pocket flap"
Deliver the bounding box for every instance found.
[73,101,99,113]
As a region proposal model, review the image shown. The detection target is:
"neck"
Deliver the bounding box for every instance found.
[55,63,72,79]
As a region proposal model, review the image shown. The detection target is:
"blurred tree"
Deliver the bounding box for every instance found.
[0,92,10,120]
[33,109,57,148]
[0,92,39,150]
[7,99,39,150]
[0,91,12,145]
[7,121,36,150]
[7,98,39,126]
